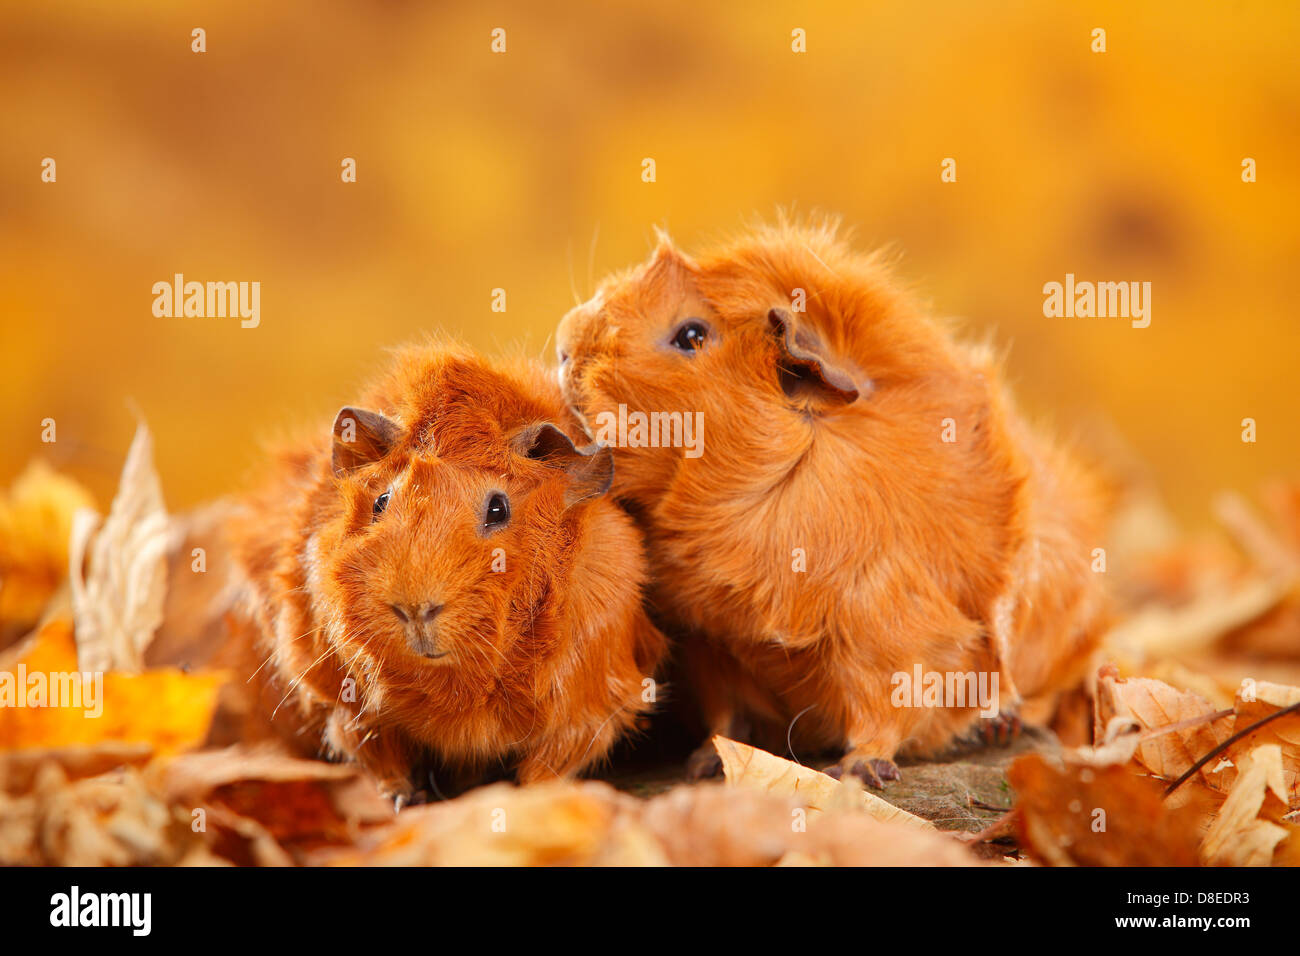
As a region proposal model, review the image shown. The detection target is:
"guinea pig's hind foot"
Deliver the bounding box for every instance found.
[973,709,1023,748]
[824,755,901,790]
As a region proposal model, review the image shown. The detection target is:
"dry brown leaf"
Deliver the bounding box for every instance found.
[1095,674,1233,786]
[1108,572,1292,660]
[316,780,660,866]
[318,779,977,868]
[69,422,169,673]
[641,782,977,866]
[1144,659,1239,708]
[1068,716,1141,767]
[0,761,202,866]
[2,743,392,867]
[1227,680,1300,804]
[1009,753,1203,866]
[1214,491,1299,577]
[156,744,358,795]
[1201,745,1291,866]
[154,745,392,846]
[0,742,152,795]
[147,500,241,670]
[774,850,822,866]
[635,781,805,866]
[712,734,932,829]
[1221,590,1300,660]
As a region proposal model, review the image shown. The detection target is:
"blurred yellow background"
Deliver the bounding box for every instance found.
[2,0,1297,524]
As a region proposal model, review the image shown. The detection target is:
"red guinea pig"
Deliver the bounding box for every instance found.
[225,342,667,802]
[555,220,1110,786]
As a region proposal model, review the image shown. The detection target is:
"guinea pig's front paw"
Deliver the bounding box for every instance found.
[377,772,430,812]
[824,754,901,789]
[389,788,434,813]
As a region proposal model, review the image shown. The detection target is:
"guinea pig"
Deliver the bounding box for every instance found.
[555,220,1110,786]
[225,342,667,802]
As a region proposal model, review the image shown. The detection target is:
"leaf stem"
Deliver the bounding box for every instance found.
[1163,700,1300,797]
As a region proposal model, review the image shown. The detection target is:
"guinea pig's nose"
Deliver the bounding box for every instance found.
[557,345,569,364]
[390,601,443,624]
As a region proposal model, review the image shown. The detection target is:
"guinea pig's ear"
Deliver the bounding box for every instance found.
[331,406,401,476]
[767,308,867,406]
[513,422,615,507]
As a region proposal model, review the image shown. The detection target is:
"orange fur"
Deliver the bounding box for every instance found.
[556,220,1109,778]
[225,343,666,799]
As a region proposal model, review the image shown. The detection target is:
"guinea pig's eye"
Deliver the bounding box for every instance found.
[372,491,391,521]
[670,319,709,352]
[483,492,510,531]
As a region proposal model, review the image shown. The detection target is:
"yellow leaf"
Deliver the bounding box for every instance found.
[0,617,225,754]
[712,735,933,829]
[0,461,96,643]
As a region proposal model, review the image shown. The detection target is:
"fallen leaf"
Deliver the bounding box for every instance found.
[1143,659,1239,708]
[147,501,240,670]
[0,461,96,650]
[639,782,977,867]
[1009,753,1202,866]
[1068,716,1141,767]
[69,422,169,673]
[1095,674,1233,786]
[0,761,200,866]
[712,735,933,829]
[1201,745,1291,866]
[318,779,977,868]
[0,742,152,795]
[1227,680,1300,804]
[0,617,226,754]
[1105,573,1291,661]
[316,780,658,867]
[154,745,392,846]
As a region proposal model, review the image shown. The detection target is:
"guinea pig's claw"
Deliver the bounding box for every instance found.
[976,710,1023,748]
[826,756,901,789]
[390,789,431,813]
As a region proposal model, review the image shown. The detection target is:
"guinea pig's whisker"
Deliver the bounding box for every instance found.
[472,627,511,665]
[567,243,582,308]
[579,705,625,762]
[266,583,310,601]
[785,704,817,767]
[461,631,503,674]
[802,242,841,279]
[271,645,336,719]
[503,706,539,748]
[247,623,318,683]
[586,222,600,298]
